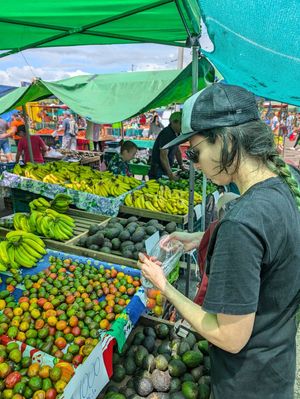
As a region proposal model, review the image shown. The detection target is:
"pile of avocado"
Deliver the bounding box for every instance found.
[77,217,178,260]
[103,323,210,399]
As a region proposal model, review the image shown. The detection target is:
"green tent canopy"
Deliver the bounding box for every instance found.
[0,58,214,123]
[0,0,201,58]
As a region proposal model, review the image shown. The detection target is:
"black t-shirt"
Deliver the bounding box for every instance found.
[150,125,178,170]
[203,174,300,399]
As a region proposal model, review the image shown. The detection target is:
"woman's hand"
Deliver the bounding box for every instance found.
[138,253,167,293]
[161,231,203,253]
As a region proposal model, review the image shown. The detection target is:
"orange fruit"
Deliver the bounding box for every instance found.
[107,300,115,307]
[69,316,78,327]
[39,365,51,378]
[13,307,23,316]
[106,313,115,322]
[18,297,29,303]
[147,288,160,299]
[119,285,126,293]
[43,302,54,311]
[16,331,26,342]
[146,298,156,309]
[99,319,110,330]
[153,305,163,316]
[55,337,67,350]
[31,309,41,319]
[35,319,45,330]
[45,309,56,318]
[20,302,29,311]
[56,320,67,331]
[19,321,29,332]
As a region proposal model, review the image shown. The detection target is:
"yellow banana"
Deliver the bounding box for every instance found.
[20,241,43,260]
[0,241,10,264]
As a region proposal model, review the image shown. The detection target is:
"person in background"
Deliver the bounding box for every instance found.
[10,113,25,145]
[139,83,300,399]
[139,114,147,125]
[77,116,87,129]
[108,141,138,176]
[62,111,77,151]
[149,112,184,180]
[0,117,13,162]
[286,112,294,138]
[148,114,164,139]
[15,125,48,164]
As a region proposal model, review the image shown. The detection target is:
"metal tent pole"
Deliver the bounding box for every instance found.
[22,105,34,163]
[185,43,199,297]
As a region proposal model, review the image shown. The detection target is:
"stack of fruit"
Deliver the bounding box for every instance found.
[13,196,75,241]
[158,172,217,195]
[145,288,166,318]
[76,216,178,260]
[124,180,202,215]
[29,194,72,214]
[0,231,46,271]
[13,162,141,198]
[103,323,210,399]
[0,341,74,399]
[0,256,141,366]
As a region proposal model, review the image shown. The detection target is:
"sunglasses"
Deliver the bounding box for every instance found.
[185,138,208,163]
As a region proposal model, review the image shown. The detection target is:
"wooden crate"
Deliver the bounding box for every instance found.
[119,205,188,226]
[66,217,139,269]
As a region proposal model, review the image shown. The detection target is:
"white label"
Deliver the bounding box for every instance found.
[145,231,160,254]
[63,340,109,399]
[213,190,220,204]
[194,204,202,220]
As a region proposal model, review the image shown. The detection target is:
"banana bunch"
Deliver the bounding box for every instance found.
[30,209,75,241]
[29,197,51,212]
[0,231,46,269]
[50,193,72,213]
[124,181,202,215]
[13,213,36,233]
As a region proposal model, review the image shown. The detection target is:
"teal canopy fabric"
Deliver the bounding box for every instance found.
[199,0,300,105]
[0,59,214,123]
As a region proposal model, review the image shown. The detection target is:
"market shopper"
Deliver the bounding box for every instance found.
[15,125,48,164]
[149,112,184,180]
[138,83,300,399]
[0,117,13,162]
[62,111,77,151]
[108,140,138,176]
[148,114,164,138]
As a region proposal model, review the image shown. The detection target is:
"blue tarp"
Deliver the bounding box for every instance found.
[199,0,300,106]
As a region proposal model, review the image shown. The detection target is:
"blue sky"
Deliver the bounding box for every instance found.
[0,44,192,86]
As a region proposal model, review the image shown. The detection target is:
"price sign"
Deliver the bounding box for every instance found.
[63,340,109,399]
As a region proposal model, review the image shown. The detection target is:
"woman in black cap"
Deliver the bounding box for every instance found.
[138,83,300,399]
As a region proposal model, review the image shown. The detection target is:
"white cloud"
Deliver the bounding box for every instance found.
[0,65,88,86]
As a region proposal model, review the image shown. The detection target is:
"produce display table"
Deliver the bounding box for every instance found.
[0,249,147,399]
[0,171,131,216]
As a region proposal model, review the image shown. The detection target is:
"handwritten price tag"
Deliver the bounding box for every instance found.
[63,340,109,399]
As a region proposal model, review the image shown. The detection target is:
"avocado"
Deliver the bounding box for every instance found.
[155,324,169,339]
[103,239,113,249]
[122,249,134,259]
[146,219,159,227]
[119,218,128,227]
[145,225,157,235]
[190,365,204,381]
[157,341,172,356]
[105,228,120,240]
[198,384,210,399]
[168,359,187,377]
[86,236,95,248]
[156,223,165,232]
[119,230,131,242]
[127,225,137,234]
[101,247,112,254]
[181,381,198,399]
[78,236,87,247]
[133,331,145,345]
[119,387,135,397]
[132,229,146,243]
[181,373,194,383]
[155,354,169,371]
[142,354,155,372]
[135,377,153,397]
[134,345,148,367]
[197,340,209,355]
[199,376,211,386]
[94,232,105,246]
[111,238,121,250]
[88,224,100,236]
[182,350,203,368]
[127,216,139,223]
[185,333,197,348]
[112,352,120,365]
[165,222,177,234]
[121,240,135,249]
[135,242,145,252]
[177,341,190,357]
[125,356,137,376]
[151,369,171,392]
[89,244,100,251]
[112,364,126,382]
[142,336,155,353]
[169,378,182,393]
[143,326,156,338]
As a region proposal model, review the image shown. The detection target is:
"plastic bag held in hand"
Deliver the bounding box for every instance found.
[141,237,184,288]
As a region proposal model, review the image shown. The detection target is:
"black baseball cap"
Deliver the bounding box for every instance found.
[163,83,260,149]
